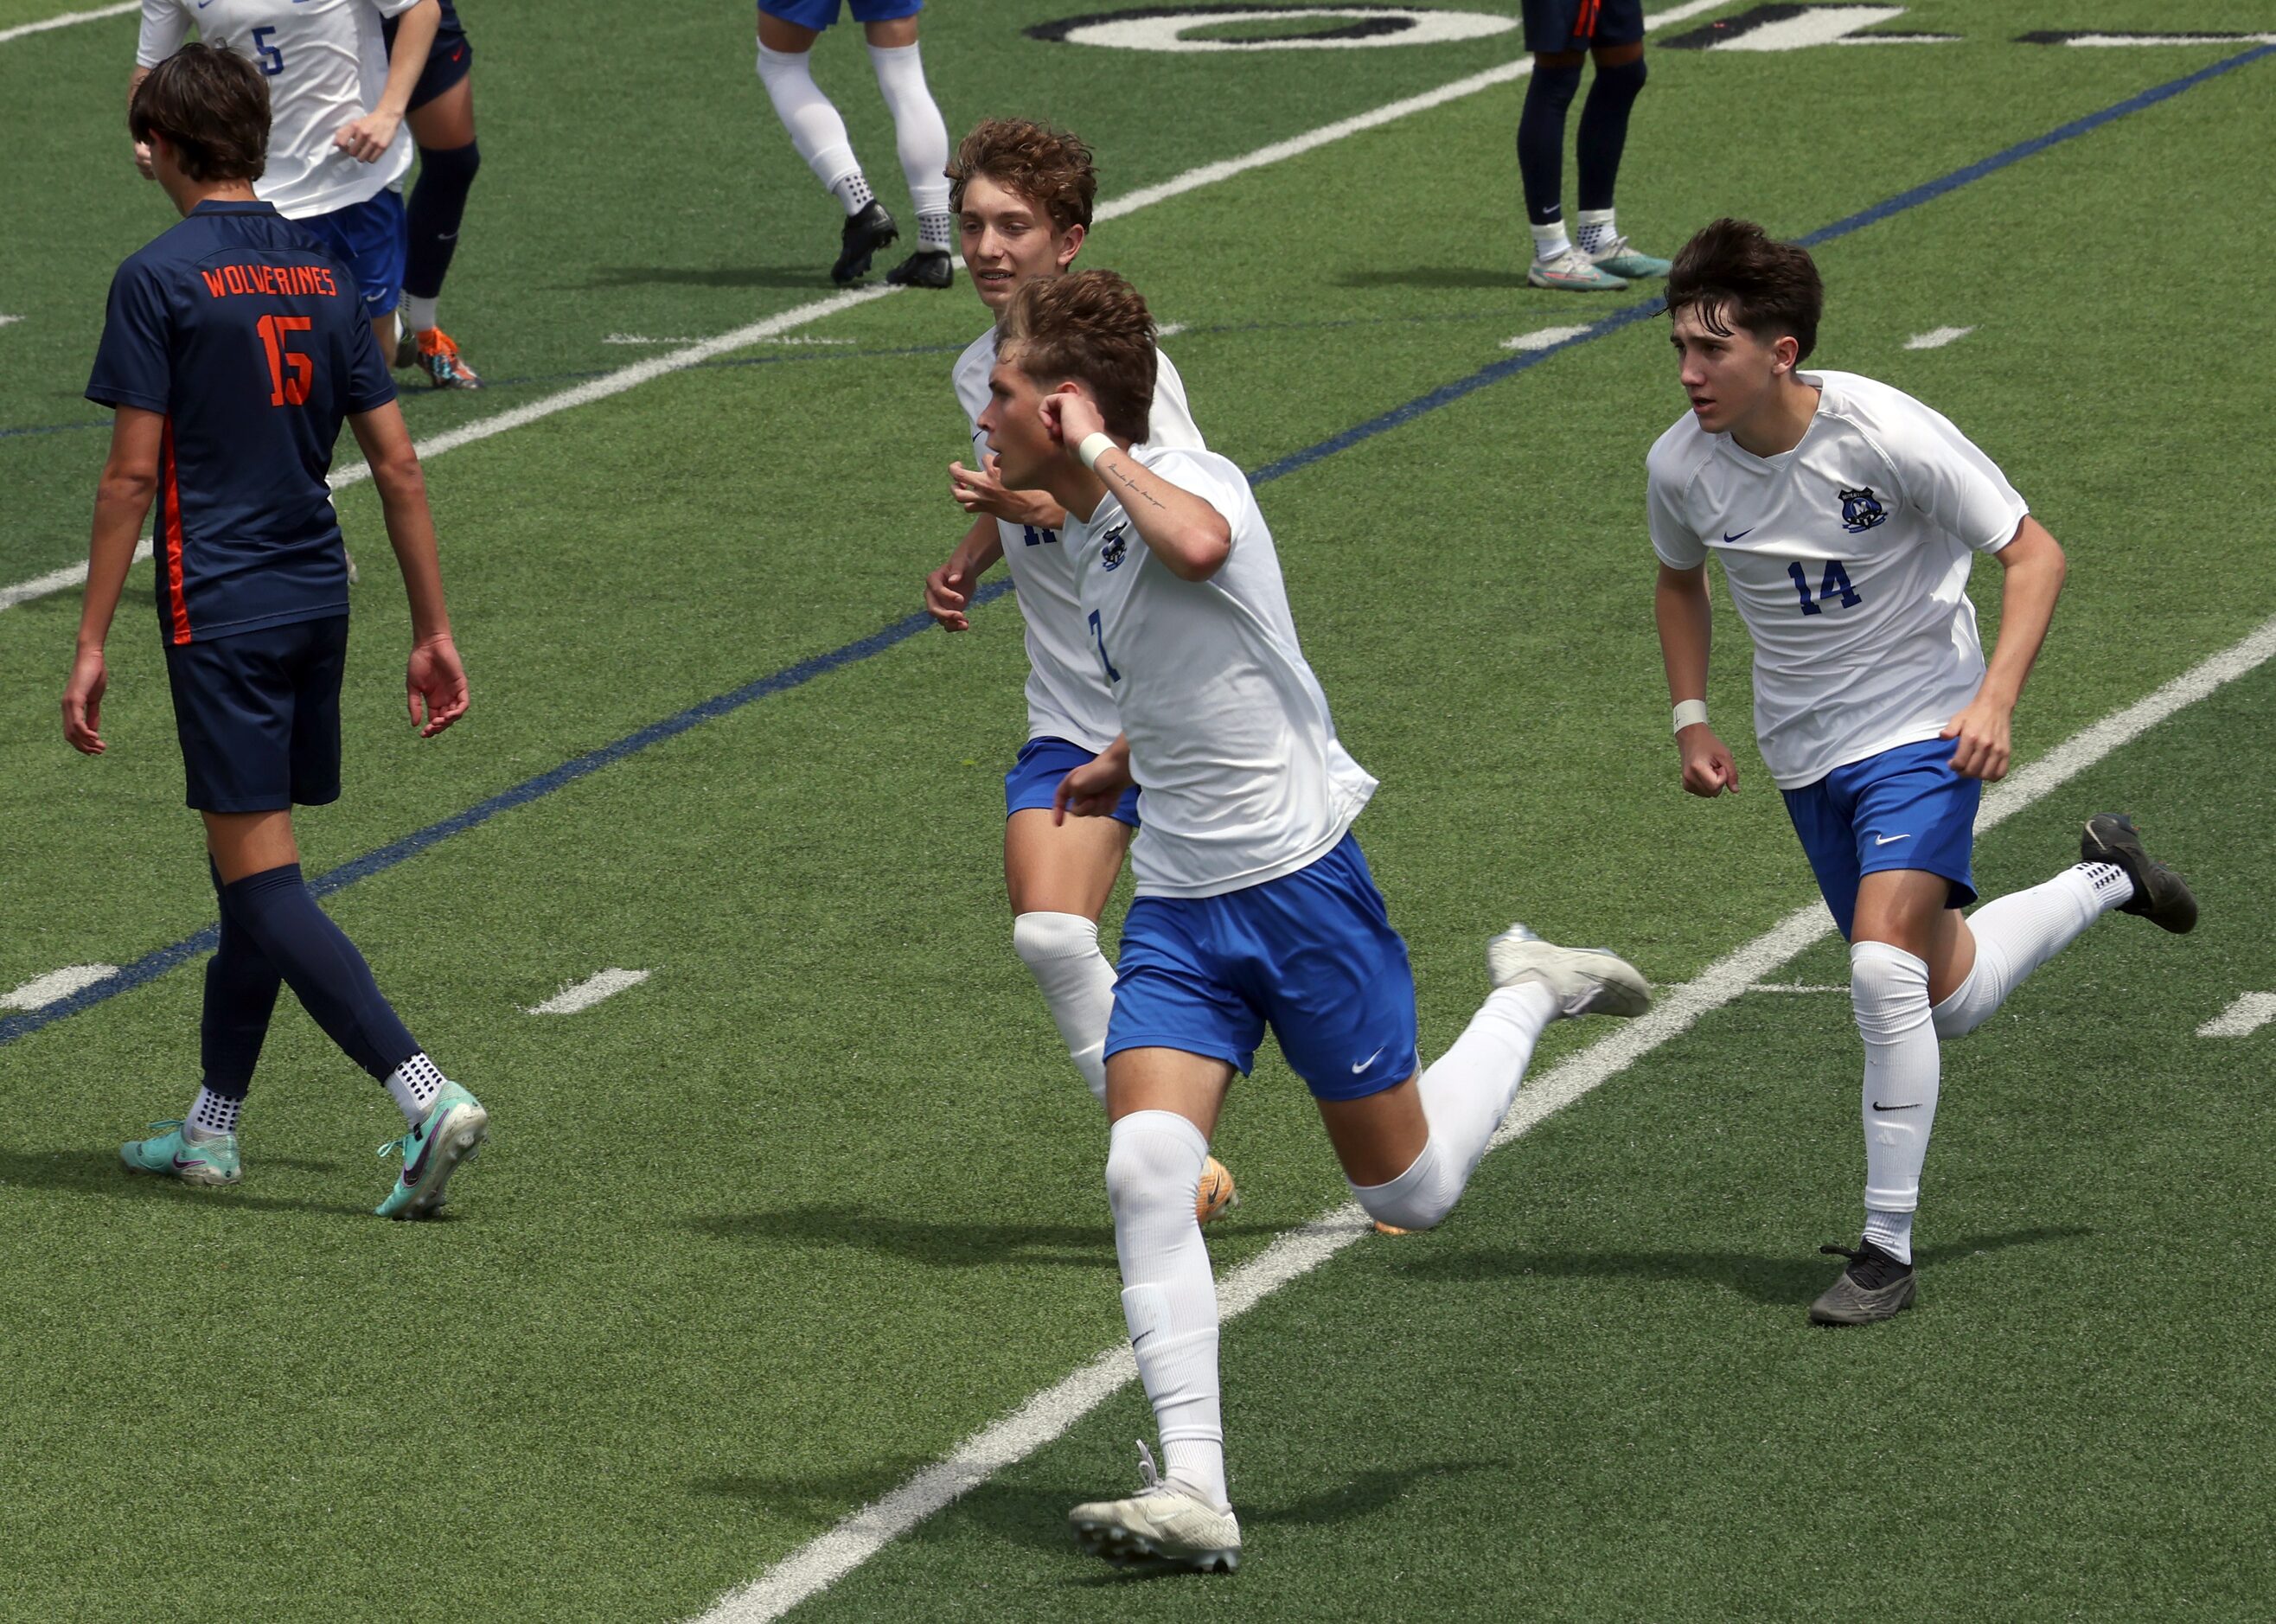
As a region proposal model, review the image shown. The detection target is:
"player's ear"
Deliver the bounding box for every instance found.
[1057,223,1086,272]
[1771,334,1800,375]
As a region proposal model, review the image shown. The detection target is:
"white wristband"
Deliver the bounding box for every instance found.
[1076,432,1116,470]
[1672,700,1710,734]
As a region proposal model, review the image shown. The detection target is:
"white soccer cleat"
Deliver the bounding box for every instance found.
[1526,246,1628,291]
[1486,924,1651,1019]
[1068,1442,1241,1572]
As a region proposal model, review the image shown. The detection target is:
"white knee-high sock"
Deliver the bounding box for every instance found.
[1932,862,2132,1039]
[1107,1111,1226,1506]
[866,42,951,240]
[1349,981,1558,1231]
[1853,940,1938,1256]
[756,44,866,206]
[1013,911,1115,1103]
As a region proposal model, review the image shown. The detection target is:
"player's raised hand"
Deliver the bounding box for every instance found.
[1038,387,1106,460]
[333,109,401,163]
[925,559,974,630]
[406,635,469,737]
[1677,723,1739,797]
[1052,741,1135,823]
[949,453,1061,527]
[61,649,108,755]
[1941,695,2013,782]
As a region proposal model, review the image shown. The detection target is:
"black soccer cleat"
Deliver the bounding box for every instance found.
[2081,813,2198,934]
[1808,1241,1917,1327]
[885,249,954,290]
[831,201,898,285]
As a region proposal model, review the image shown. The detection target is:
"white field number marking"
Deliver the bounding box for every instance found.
[525,969,650,1015]
[1055,7,1518,53]
[0,3,135,47]
[3,965,121,1011]
[1905,325,1976,349]
[1504,324,1594,351]
[2198,994,2276,1038]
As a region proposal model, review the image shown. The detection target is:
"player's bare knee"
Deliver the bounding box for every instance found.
[1013,909,1098,969]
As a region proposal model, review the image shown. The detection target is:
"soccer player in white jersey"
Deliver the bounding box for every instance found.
[1645,219,2199,1327]
[921,121,1237,1220]
[132,0,438,361]
[978,271,1652,1570]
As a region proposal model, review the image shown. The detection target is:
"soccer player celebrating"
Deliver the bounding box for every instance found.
[1644,219,2197,1326]
[978,271,1651,1569]
[755,0,954,288]
[67,44,489,1220]
[131,0,441,361]
[1515,0,1670,291]
[921,120,1239,1218]
[383,0,484,388]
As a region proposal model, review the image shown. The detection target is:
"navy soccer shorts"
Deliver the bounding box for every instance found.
[1523,0,1645,52]
[1781,738,1982,940]
[1107,832,1420,1102]
[1004,736,1141,828]
[406,1,473,113]
[163,616,350,813]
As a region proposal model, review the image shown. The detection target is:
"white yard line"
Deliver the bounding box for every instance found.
[2197,993,2276,1039]
[0,314,22,329]
[0,1,134,47]
[2,964,121,1012]
[1904,325,1976,349]
[524,968,650,1015]
[1504,323,1594,351]
[693,609,2276,1621]
[1,0,1733,617]
[1749,981,1846,994]
[0,539,150,613]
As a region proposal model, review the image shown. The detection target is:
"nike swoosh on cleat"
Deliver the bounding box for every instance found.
[401,1122,439,1186]
[1870,1101,1921,1111]
[1722,528,1754,543]
[171,1154,206,1170]
[1875,833,1912,846]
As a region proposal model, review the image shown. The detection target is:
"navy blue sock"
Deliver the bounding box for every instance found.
[220,865,419,1081]
[1517,62,1582,226]
[1576,55,1646,213]
[200,860,280,1100]
[403,140,481,305]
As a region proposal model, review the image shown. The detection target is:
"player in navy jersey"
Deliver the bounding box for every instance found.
[67,45,489,1219]
[382,0,484,388]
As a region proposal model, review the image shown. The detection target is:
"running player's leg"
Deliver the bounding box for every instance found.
[400,19,483,390]
[757,4,898,283]
[1516,0,1623,289]
[1004,797,1128,1103]
[857,9,955,287]
[1573,0,1670,279]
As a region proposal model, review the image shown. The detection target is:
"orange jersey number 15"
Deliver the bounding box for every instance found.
[257,313,315,406]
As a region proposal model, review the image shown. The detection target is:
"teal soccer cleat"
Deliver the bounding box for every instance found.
[1588,236,1673,280]
[374,1083,489,1220]
[121,1121,241,1187]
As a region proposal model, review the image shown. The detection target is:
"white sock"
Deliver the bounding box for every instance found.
[1012,911,1116,1104]
[384,1052,448,1124]
[1576,207,1618,256]
[1350,981,1557,1231]
[402,293,439,336]
[1863,1208,1915,1264]
[866,42,950,218]
[917,212,952,252]
[830,170,874,214]
[1932,863,2131,1039]
[756,43,865,208]
[1530,219,1572,264]
[1853,940,1938,1216]
[186,1085,241,1140]
[1108,1111,1227,1507]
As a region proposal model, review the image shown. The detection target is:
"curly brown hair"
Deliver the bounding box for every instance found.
[131,43,269,183]
[1000,270,1156,444]
[945,118,1096,233]
[1666,217,1824,364]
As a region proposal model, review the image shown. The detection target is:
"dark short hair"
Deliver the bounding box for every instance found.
[130,43,269,183]
[1666,217,1823,365]
[999,270,1156,444]
[947,118,1096,233]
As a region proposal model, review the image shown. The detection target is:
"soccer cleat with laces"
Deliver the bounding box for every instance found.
[1809,1240,1918,1326]
[832,200,898,285]
[2081,813,2197,934]
[406,328,483,390]
[1587,235,1672,279]
[1527,246,1627,291]
[1487,924,1651,1018]
[120,1121,241,1187]
[885,249,953,289]
[374,1082,489,1219]
[1069,1442,1241,1572]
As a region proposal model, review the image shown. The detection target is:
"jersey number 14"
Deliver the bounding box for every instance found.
[1787,559,1863,616]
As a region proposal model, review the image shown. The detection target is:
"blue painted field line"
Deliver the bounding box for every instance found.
[5,42,2267,1050]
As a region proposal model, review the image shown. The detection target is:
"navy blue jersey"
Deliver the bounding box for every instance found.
[86,201,395,645]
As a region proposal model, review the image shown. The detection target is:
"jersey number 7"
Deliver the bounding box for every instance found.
[257,314,315,406]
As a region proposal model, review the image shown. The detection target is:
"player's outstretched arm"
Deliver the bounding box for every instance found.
[949,451,1067,531]
[335,0,438,162]
[1942,515,2066,783]
[1041,392,1229,581]
[1654,562,1738,796]
[924,513,1005,631]
[64,407,163,755]
[348,401,468,737]
[1052,737,1135,824]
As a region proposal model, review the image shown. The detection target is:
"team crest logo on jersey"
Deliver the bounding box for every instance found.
[1100,524,1130,572]
[1838,486,1888,534]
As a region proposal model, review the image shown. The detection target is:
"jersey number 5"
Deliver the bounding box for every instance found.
[251,24,284,75]
[257,314,315,406]
[1787,559,1863,617]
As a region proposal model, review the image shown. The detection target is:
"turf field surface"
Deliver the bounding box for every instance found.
[3,3,2273,1620]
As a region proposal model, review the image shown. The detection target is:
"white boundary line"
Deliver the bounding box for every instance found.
[0,1,133,47]
[0,0,1732,617]
[694,611,2276,1621]
[2196,993,2276,1038]
[523,968,650,1015]
[0,539,150,612]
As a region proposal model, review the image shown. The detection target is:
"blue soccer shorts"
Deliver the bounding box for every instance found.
[297,189,408,321]
[1522,0,1645,52]
[1004,736,1141,828]
[1782,738,1982,940]
[1107,832,1420,1101]
[758,0,923,29]
[163,615,350,813]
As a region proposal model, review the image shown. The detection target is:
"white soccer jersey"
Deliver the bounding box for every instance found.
[954,327,1205,754]
[138,0,420,219]
[1646,368,2030,790]
[1068,445,1378,899]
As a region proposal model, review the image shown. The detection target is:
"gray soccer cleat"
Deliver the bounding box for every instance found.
[1809,1241,1918,1326]
[2081,813,2197,934]
[1527,246,1627,291]
[1487,924,1651,1018]
[1069,1443,1241,1572]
